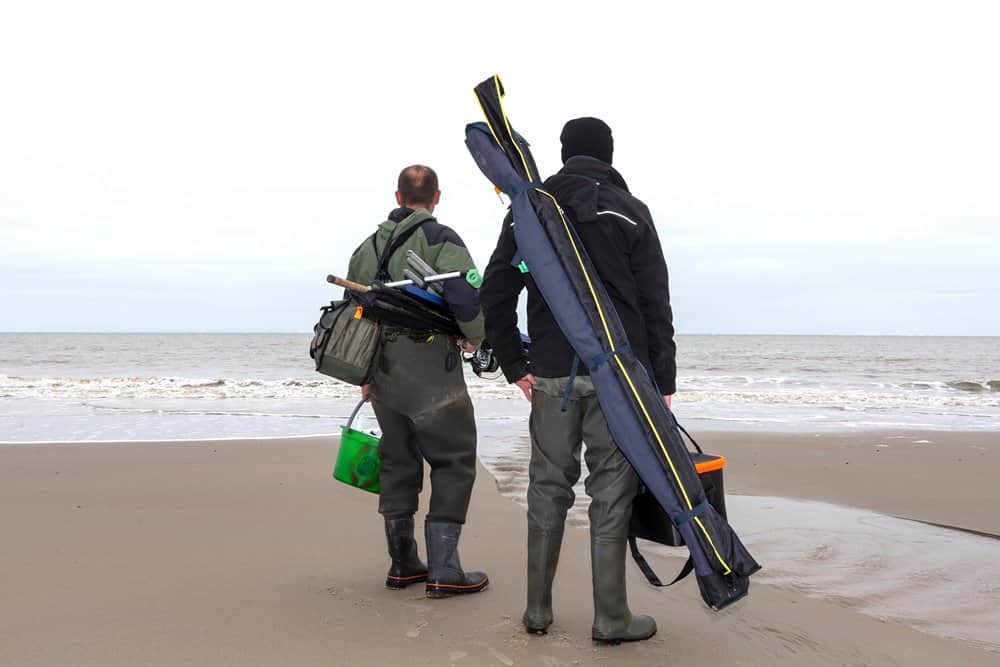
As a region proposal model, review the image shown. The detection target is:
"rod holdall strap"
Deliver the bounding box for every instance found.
[584,345,631,371]
[673,499,712,526]
[504,179,543,198]
[510,249,524,269]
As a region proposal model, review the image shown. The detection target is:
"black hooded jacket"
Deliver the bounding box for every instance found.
[480,156,677,394]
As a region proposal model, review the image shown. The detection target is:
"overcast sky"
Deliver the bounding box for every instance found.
[1,1,997,335]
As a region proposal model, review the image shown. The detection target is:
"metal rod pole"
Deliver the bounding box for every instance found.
[382,271,463,289]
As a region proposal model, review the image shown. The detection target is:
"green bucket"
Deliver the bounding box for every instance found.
[333,399,381,494]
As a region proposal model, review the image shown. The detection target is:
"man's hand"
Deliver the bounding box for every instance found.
[664,394,673,410]
[361,384,371,401]
[458,339,479,354]
[515,373,536,402]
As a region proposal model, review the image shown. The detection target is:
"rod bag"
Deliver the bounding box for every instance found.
[465,75,760,610]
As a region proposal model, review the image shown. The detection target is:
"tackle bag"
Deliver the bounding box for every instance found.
[629,425,729,586]
[309,216,437,384]
[310,300,380,385]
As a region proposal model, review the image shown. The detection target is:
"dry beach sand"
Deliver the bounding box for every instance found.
[1,431,998,666]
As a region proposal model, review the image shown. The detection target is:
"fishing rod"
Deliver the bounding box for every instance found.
[326,254,506,377]
[327,268,482,292]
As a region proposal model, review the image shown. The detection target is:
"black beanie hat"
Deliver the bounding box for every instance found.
[560,117,613,164]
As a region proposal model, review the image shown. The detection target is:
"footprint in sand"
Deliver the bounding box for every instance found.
[488,648,515,666]
[539,657,574,667]
[401,601,432,615]
[472,641,515,666]
[405,620,429,638]
[483,616,513,632]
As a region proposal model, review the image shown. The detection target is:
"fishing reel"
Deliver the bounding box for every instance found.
[465,342,500,377]
[463,337,530,378]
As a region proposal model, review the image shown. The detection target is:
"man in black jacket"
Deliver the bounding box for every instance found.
[480,118,676,644]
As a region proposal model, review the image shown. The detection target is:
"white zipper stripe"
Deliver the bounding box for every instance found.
[596,210,639,226]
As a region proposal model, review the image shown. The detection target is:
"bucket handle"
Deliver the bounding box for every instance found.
[346,398,369,430]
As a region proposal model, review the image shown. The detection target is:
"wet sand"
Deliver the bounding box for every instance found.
[1,432,997,665]
[705,430,1000,535]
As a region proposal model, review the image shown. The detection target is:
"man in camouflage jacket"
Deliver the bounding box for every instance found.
[345,165,489,598]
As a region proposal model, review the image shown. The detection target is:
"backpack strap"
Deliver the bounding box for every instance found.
[373,217,434,282]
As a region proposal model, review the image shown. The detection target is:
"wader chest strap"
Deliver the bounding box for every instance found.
[560,354,580,412]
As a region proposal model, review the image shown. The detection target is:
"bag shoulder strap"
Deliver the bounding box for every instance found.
[372,216,434,281]
[630,414,701,587]
[628,536,695,587]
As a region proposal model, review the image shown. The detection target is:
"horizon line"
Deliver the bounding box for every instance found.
[1,331,998,338]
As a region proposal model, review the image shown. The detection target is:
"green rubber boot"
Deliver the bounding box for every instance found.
[590,538,657,644]
[522,528,563,634]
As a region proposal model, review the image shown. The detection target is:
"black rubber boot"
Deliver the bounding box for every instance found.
[523,528,563,634]
[590,538,657,644]
[384,516,427,589]
[424,520,489,599]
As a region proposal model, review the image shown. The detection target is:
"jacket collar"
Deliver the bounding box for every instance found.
[378,207,434,236]
[388,206,414,223]
[552,156,629,192]
[542,157,630,222]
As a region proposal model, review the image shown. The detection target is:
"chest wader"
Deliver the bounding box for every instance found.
[524,376,655,642]
[369,323,488,598]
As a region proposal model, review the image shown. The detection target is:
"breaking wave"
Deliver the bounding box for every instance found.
[946,380,1000,393]
[0,374,522,401]
[3,373,1000,407]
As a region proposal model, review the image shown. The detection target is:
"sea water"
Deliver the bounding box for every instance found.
[1,333,998,441]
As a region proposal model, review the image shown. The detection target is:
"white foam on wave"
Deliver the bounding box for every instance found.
[0,373,523,402]
[0,433,336,446]
[6,373,999,411]
[679,388,1000,409]
[693,416,792,424]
